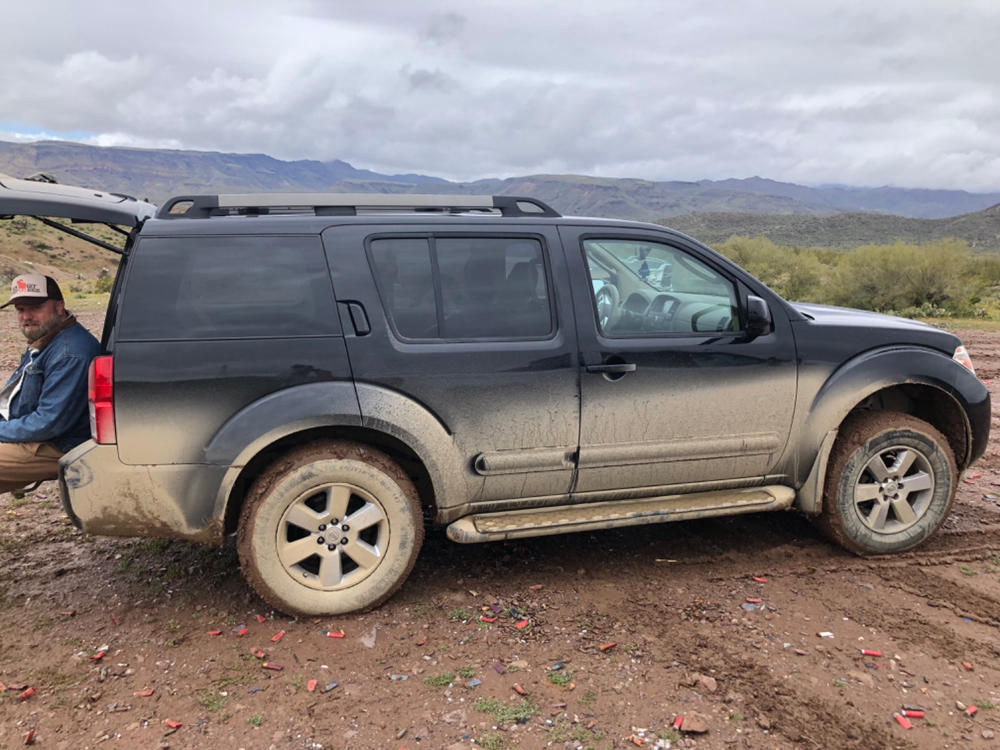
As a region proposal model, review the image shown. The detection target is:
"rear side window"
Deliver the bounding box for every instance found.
[369,236,553,340]
[118,236,339,339]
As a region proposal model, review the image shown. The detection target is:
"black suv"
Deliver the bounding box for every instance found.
[0,175,990,616]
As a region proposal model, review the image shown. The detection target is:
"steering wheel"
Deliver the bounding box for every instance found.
[594,284,621,331]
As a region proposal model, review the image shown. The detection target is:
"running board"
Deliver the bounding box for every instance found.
[446,486,796,543]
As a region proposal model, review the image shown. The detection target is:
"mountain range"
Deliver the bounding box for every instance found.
[2,139,999,224]
[666,205,1000,252]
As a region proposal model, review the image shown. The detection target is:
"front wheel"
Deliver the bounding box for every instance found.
[237,440,423,615]
[818,411,957,555]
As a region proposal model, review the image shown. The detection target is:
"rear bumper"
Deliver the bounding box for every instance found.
[59,440,228,544]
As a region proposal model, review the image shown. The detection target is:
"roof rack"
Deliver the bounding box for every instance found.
[156,193,560,219]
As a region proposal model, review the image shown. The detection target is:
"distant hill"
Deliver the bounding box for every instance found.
[0,140,446,203]
[698,177,1000,219]
[2,139,999,222]
[664,203,1000,253]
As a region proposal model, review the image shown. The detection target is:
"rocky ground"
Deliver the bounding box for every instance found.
[1,311,999,750]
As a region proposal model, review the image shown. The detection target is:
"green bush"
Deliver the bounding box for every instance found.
[716,236,827,302]
[714,235,1000,319]
[829,240,985,315]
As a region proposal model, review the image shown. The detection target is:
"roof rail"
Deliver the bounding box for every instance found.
[156,193,560,219]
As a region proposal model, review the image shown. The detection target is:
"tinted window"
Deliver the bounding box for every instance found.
[369,238,437,338]
[119,236,339,340]
[370,236,552,340]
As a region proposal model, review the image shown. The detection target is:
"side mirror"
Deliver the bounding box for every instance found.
[745,295,772,339]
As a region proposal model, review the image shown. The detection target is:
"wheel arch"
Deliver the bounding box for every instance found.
[209,382,471,537]
[848,383,969,467]
[221,425,438,536]
[795,347,984,514]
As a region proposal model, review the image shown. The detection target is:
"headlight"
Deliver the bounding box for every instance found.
[952,345,976,376]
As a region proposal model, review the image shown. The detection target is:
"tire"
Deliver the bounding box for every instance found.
[818,411,956,555]
[237,440,423,616]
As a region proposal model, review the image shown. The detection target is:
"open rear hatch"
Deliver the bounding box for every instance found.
[0,173,156,253]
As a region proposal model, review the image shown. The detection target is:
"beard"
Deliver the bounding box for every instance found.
[21,315,62,344]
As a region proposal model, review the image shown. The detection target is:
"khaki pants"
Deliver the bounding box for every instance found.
[0,441,63,494]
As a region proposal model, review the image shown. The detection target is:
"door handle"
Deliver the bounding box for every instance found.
[346,302,371,336]
[585,362,637,374]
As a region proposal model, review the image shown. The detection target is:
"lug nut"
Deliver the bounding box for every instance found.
[327,544,337,551]
[330,518,338,525]
[317,536,325,544]
[340,537,349,545]
[341,524,350,532]
[318,524,327,531]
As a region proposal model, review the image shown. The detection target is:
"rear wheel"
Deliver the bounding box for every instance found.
[818,411,956,555]
[237,440,423,615]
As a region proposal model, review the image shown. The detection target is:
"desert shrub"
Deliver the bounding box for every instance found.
[716,236,828,302]
[717,236,996,318]
[829,240,983,315]
[4,217,29,235]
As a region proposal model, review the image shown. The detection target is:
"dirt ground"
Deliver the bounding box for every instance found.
[2,311,999,750]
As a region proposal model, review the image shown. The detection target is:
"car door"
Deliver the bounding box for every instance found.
[322,223,580,505]
[559,225,798,496]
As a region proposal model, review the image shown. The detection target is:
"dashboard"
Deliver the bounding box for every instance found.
[610,290,736,335]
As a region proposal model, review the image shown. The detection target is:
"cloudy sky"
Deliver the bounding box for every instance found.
[1,1,998,190]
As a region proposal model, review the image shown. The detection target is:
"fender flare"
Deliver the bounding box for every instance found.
[354,382,475,516]
[204,381,363,466]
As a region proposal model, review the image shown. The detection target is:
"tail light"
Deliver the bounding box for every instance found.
[88,355,116,444]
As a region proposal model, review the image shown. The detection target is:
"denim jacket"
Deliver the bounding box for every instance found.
[0,317,100,453]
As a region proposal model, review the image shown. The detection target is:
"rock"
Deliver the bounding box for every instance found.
[697,675,717,693]
[680,712,710,733]
[680,672,716,691]
[983,729,995,739]
[756,714,771,729]
[956,701,967,710]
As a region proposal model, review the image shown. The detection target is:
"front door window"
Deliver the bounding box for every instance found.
[583,239,739,336]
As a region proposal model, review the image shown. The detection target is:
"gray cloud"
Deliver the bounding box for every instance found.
[419,12,466,45]
[1,0,998,190]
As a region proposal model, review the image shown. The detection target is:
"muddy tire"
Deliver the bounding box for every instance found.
[237,440,423,616]
[817,411,957,555]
